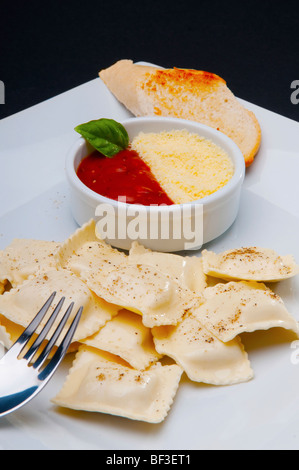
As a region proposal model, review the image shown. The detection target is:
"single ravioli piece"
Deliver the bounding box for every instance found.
[0,269,120,344]
[129,242,207,293]
[202,247,299,282]
[83,263,198,328]
[0,239,60,287]
[81,309,161,370]
[52,346,183,423]
[194,281,299,342]
[152,312,253,385]
[55,219,127,279]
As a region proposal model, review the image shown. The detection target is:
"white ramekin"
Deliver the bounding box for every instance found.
[65,117,245,252]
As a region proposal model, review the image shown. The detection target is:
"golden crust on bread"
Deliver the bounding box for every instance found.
[99,60,261,166]
[144,67,226,97]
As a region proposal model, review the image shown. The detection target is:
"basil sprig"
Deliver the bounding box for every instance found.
[75,118,129,157]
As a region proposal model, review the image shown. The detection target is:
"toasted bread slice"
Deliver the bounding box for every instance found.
[99,60,261,166]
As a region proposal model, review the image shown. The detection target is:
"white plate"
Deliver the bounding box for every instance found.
[1,63,299,450]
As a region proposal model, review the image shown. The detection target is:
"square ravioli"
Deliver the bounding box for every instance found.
[0,269,120,344]
[129,242,207,293]
[0,239,60,287]
[152,312,253,385]
[56,220,198,328]
[52,346,183,423]
[84,263,198,328]
[55,219,127,279]
[194,281,299,342]
[81,309,162,370]
[202,247,299,282]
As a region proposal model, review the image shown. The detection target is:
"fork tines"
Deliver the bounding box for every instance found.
[9,292,82,372]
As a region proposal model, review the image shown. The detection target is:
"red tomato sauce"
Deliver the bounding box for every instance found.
[76,148,174,206]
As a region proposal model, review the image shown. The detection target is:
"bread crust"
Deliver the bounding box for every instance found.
[243,110,262,166]
[99,60,261,166]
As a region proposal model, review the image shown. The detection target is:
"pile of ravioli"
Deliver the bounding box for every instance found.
[0,219,299,423]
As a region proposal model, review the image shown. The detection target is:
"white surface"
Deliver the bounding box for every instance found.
[66,117,244,251]
[1,70,299,450]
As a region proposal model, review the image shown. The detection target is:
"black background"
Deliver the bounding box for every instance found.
[0,0,298,121]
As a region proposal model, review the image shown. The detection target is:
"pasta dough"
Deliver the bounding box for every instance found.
[202,247,299,282]
[56,220,198,327]
[55,219,127,279]
[152,312,253,385]
[0,219,298,423]
[129,241,206,293]
[193,281,299,342]
[81,309,161,370]
[82,263,197,328]
[0,269,120,344]
[0,239,60,287]
[52,346,183,423]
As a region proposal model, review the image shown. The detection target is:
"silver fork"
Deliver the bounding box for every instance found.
[0,292,83,418]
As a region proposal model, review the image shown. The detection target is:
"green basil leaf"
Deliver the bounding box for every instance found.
[74,118,129,157]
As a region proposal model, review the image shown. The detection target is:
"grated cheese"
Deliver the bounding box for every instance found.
[131,129,234,204]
